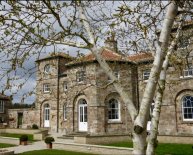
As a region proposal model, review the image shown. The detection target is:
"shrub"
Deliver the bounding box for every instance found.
[20,135,28,141]
[32,124,39,129]
[44,137,55,144]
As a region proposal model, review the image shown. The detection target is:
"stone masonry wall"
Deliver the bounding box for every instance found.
[8,108,39,128]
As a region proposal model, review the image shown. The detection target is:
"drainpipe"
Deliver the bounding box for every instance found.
[136,65,140,112]
[56,57,60,133]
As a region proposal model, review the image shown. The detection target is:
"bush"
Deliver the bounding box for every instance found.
[44,137,55,144]
[20,135,28,141]
[32,124,39,129]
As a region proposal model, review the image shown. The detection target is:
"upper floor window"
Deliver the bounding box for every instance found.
[63,81,68,91]
[44,64,51,74]
[143,70,150,80]
[63,104,67,120]
[108,99,120,121]
[182,95,193,121]
[43,83,50,93]
[0,100,4,113]
[76,71,86,82]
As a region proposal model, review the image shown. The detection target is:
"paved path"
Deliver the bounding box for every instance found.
[3,132,74,154]
[5,141,46,154]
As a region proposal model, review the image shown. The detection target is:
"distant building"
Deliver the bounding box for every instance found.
[0,94,12,125]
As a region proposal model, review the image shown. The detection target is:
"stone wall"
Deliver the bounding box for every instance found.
[8,108,39,129]
[57,62,134,135]
[137,25,193,136]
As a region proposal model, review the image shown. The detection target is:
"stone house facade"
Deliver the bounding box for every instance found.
[35,50,136,135]
[8,21,193,137]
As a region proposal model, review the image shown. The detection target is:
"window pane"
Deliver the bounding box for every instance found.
[108,99,119,120]
[182,96,193,120]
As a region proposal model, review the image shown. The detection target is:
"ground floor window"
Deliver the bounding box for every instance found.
[108,99,120,121]
[182,95,193,121]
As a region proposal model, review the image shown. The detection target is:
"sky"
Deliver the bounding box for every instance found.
[0,1,176,104]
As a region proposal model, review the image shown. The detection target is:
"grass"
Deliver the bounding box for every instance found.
[155,143,193,155]
[0,143,16,148]
[103,141,193,155]
[0,133,34,141]
[18,149,96,155]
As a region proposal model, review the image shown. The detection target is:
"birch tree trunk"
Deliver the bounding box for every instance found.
[146,13,185,155]
[78,4,138,121]
[133,1,179,154]
[78,1,181,155]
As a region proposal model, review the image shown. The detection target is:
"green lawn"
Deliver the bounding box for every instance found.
[18,149,96,155]
[0,133,34,141]
[0,143,16,148]
[104,141,193,155]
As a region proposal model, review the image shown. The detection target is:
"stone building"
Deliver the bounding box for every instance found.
[35,49,136,135]
[8,21,193,137]
[0,94,12,125]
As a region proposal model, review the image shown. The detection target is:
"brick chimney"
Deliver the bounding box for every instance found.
[104,32,118,53]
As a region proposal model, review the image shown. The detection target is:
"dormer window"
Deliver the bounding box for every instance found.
[44,64,51,74]
[76,71,86,82]
[143,70,150,80]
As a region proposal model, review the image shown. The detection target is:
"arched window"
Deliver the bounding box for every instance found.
[78,99,87,105]
[108,99,120,121]
[182,95,193,120]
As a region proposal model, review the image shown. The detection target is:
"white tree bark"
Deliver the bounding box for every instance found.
[78,4,138,121]
[146,12,185,155]
[133,2,179,154]
[78,1,181,155]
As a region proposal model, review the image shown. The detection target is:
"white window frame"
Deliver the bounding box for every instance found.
[63,104,67,120]
[76,71,86,83]
[63,81,68,91]
[0,100,4,113]
[44,64,51,74]
[43,83,50,93]
[182,95,193,121]
[108,99,121,122]
[183,68,193,78]
[143,70,150,81]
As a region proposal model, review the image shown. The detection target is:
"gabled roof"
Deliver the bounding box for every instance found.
[66,48,135,66]
[0,94,10,100]
[36,52,74,62]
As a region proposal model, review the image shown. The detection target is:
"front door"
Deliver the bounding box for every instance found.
[44,106,50,127]
[79,99,87,131]
[17,113,23,128]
